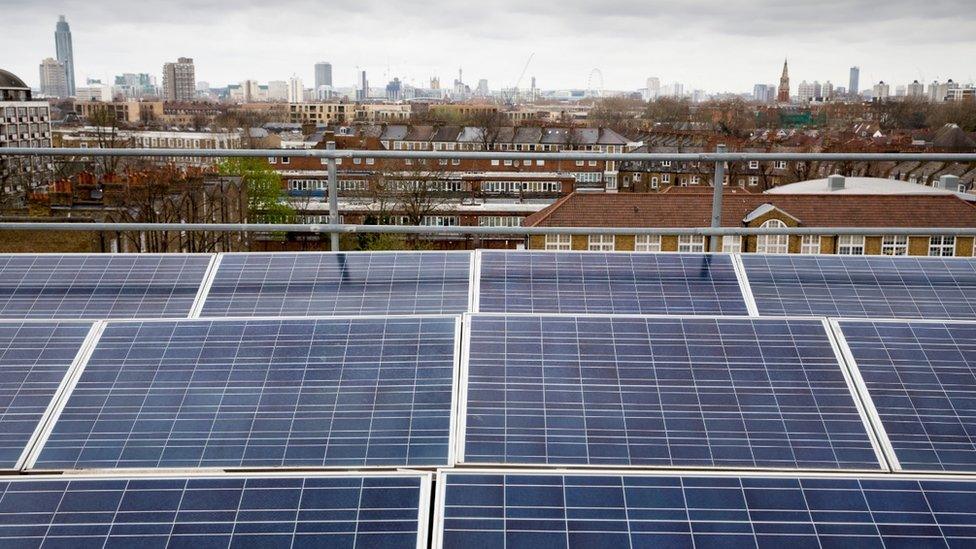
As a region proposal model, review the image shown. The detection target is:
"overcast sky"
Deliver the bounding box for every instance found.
[4,0,975,93]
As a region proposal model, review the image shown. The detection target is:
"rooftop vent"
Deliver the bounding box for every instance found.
[828,175,846,191]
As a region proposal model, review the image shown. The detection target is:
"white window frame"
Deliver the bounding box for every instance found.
[757,219,789,254]
[677,235,705,253]
[634,235,662,252]
[749,160,760,169]
[650,177,659,189]
[882,235,908,256]
[838,235,866,255]
[721,235,742,253]
[929,235,956,257]
[545,234,571,251]
[800,235,821,255]
[588,234,616,251]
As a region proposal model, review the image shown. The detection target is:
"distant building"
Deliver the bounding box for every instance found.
[267,81,288,102]
[476,79,489,96]
[314,62,333,89]
[38,58,68,98]
[797,80,815,102]
[356,71,369,101]
[753,84,774,103]
[1,69,53,199]
[873,81,890,101]
[162,57,195,101]
[777,60,790,102]
[849,66,860,96]
[644,77,661,101]
[386,78,403,101]
[54,16,75,96]
[288,76,304,103]
[907,80,925,98]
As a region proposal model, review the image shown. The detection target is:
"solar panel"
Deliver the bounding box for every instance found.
[837,319,976,473]
[31,316,458,470]
[742,255,976,320]
[461,315,883,470]
[0,321,92,470]
[0,254,214,319]
[437,471,976,549]
[477,252,750,315]
[198,252,473,317]
[0,472,429,548]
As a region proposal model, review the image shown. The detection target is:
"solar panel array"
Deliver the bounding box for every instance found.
[437,472,976,548]
[0,254,213,319]
[0,250,973,547]
[837,319,976,473]
[32,317,458,470]
[461,315,881,470]
[0,473,429,548]
[200,252,473,317]
[742,255,976,320]
[478,252,750,315]
[0,321,92,469]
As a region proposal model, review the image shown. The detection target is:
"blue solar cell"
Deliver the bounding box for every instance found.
[33,317,458,469]
[439,472,976,549]
[0,254,213,319]
[839,320,976,472]
[0,473,427,548]
[462,315,882,470]
[477,252,750,315]
[199,252,472,317]
[742,255,976,319]
[0,321,91,469]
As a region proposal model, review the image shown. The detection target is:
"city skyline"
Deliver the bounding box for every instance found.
[3,0,975,93]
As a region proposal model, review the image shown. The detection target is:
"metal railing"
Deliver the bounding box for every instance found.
[2,146,976,252]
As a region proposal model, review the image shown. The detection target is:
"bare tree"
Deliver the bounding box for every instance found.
[364,160,454,249]
[87,106,132,174]
[468,109,507,151]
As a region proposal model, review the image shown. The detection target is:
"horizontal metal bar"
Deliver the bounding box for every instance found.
[2,148,976,163]
[0,222,973,237]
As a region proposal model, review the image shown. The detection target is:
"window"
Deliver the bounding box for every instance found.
[690,176,701,185]
[365,158,375,165]
[882,235,908,256]
[588,235,615,251]
[650,177,659,189]
[545,234,571,250]
[775,161,787,169]
[504,159,513,166]
[491,159,500,166]
[721,236,742,253]
[588,160,597,167]
[757,220,789,254]
[661,161,672,167]
[662,174,671,184]
[677,235,705,253]
[838,235,866,255]
[748,176,759,186]
[634,235,662,252]
[537,160,545,166]
[576,160,584,167]
[353,158,362,165]
[749,161,760,169]
[800,235,821,254]
[929,236,956,257]
[268,157,277,164]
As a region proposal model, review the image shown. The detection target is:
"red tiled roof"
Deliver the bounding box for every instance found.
[523,192,976,228]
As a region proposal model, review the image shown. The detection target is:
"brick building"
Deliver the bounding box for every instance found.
[523,192,976,256]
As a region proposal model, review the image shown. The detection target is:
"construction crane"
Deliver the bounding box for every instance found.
[507,53,535,106]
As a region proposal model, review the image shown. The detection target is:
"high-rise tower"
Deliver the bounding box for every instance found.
[777,59,790,103]
[54,16,75,96]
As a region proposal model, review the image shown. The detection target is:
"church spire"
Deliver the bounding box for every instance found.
[777,58,791,103]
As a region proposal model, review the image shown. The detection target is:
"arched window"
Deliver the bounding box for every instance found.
[757,219,789,254]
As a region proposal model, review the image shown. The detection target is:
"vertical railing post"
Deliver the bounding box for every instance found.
[327,142,339,251]
[709,144,727,252]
